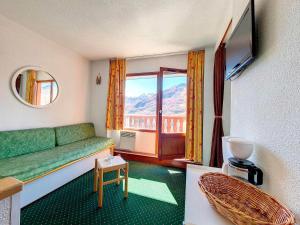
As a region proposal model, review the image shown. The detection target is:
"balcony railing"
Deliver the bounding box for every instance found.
[124,114,186,133]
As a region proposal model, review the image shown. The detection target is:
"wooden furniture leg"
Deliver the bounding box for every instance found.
[93,159,98,192]
[116,169,120,186]
[96,156,128,208]
[98,168,104,208]
[124,162,129,198]
[109,146,114,155]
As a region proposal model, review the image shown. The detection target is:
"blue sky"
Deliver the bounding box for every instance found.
[125,76,186,97]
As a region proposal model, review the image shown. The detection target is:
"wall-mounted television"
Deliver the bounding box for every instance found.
[225,0,256,80]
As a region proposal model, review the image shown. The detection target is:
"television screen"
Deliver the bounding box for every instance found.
[225,0,255,80]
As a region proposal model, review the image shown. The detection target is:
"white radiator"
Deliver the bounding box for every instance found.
[119,131,136,151]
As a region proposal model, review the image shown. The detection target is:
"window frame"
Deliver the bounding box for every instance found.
[124,72,160,133]
[157,67,188,160]
[35,79,56,105]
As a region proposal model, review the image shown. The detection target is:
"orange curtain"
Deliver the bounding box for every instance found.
[106,59,126,130]
[25,70,37,104]
[185,50,205,163]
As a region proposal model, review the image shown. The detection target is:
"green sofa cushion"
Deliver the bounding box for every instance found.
[55,123,96,146]
[0,137,114,182]
[0,128,55,160]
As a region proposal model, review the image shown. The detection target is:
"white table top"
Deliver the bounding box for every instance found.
[184,164,233,225]
[98,155,126,168]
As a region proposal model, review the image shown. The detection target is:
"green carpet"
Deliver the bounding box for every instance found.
[21,161,186,225]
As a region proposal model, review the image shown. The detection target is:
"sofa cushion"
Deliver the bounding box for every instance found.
[0,128,55,160]
[0,137,114,182]
[55,123,96,146]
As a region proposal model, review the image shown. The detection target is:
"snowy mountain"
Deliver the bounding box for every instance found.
[125,83,186,115]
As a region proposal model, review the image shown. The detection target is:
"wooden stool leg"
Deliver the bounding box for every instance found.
[98,168,104,208]
[124,163,129,199]
[93,159,98,192]
[116,169,120,186]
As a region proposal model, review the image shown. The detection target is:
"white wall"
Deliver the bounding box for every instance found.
[90,50,231,165]
[134,132,156,154]
[126,54,187,73]
[214,0,233,50]
[117,130,156,155]
[90,59,110,136]
[229,0,300,219]
[0,14,90,131]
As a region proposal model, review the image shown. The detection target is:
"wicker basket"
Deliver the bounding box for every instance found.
[198,172,295,225]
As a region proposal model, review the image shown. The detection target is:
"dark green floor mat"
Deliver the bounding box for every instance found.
[21,161,186,225]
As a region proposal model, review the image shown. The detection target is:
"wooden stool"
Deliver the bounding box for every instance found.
[93,155,129,208]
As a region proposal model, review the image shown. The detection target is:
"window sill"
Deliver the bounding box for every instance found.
[123,128,156,133]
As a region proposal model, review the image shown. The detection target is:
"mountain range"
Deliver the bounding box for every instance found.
[125,83,186,115]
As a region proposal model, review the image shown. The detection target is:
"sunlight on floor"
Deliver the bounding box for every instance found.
[123,177,178,205]
[167,169,183,174]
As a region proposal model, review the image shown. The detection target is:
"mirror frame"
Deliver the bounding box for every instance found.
[11,66,59,108]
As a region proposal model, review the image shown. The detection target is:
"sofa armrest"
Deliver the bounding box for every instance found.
[0,177,23,201]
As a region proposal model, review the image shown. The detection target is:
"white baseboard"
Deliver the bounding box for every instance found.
[20,149,111,208]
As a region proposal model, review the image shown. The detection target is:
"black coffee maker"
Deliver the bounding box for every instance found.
[228,157,263,186]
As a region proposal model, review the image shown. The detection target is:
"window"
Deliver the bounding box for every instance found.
[124,74,157,131]
[36,80,58,105]
[123,68,187,159]
[161,71,187,133]
[124,70,187,133]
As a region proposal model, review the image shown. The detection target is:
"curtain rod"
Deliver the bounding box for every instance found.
[126,51,188,61]
[220,19,232,45]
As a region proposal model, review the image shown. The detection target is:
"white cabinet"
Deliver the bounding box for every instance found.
[184,164,233,225]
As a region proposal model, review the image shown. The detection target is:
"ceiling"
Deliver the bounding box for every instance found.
[0,0,232,60]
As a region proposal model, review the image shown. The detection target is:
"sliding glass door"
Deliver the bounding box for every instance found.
[123,68,187,159]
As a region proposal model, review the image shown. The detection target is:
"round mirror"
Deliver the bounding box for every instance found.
[11,66,59,108]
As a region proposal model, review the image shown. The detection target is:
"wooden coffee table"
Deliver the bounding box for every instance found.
[93,155,129,208]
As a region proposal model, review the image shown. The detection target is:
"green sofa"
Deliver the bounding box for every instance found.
[0,123,114,182]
